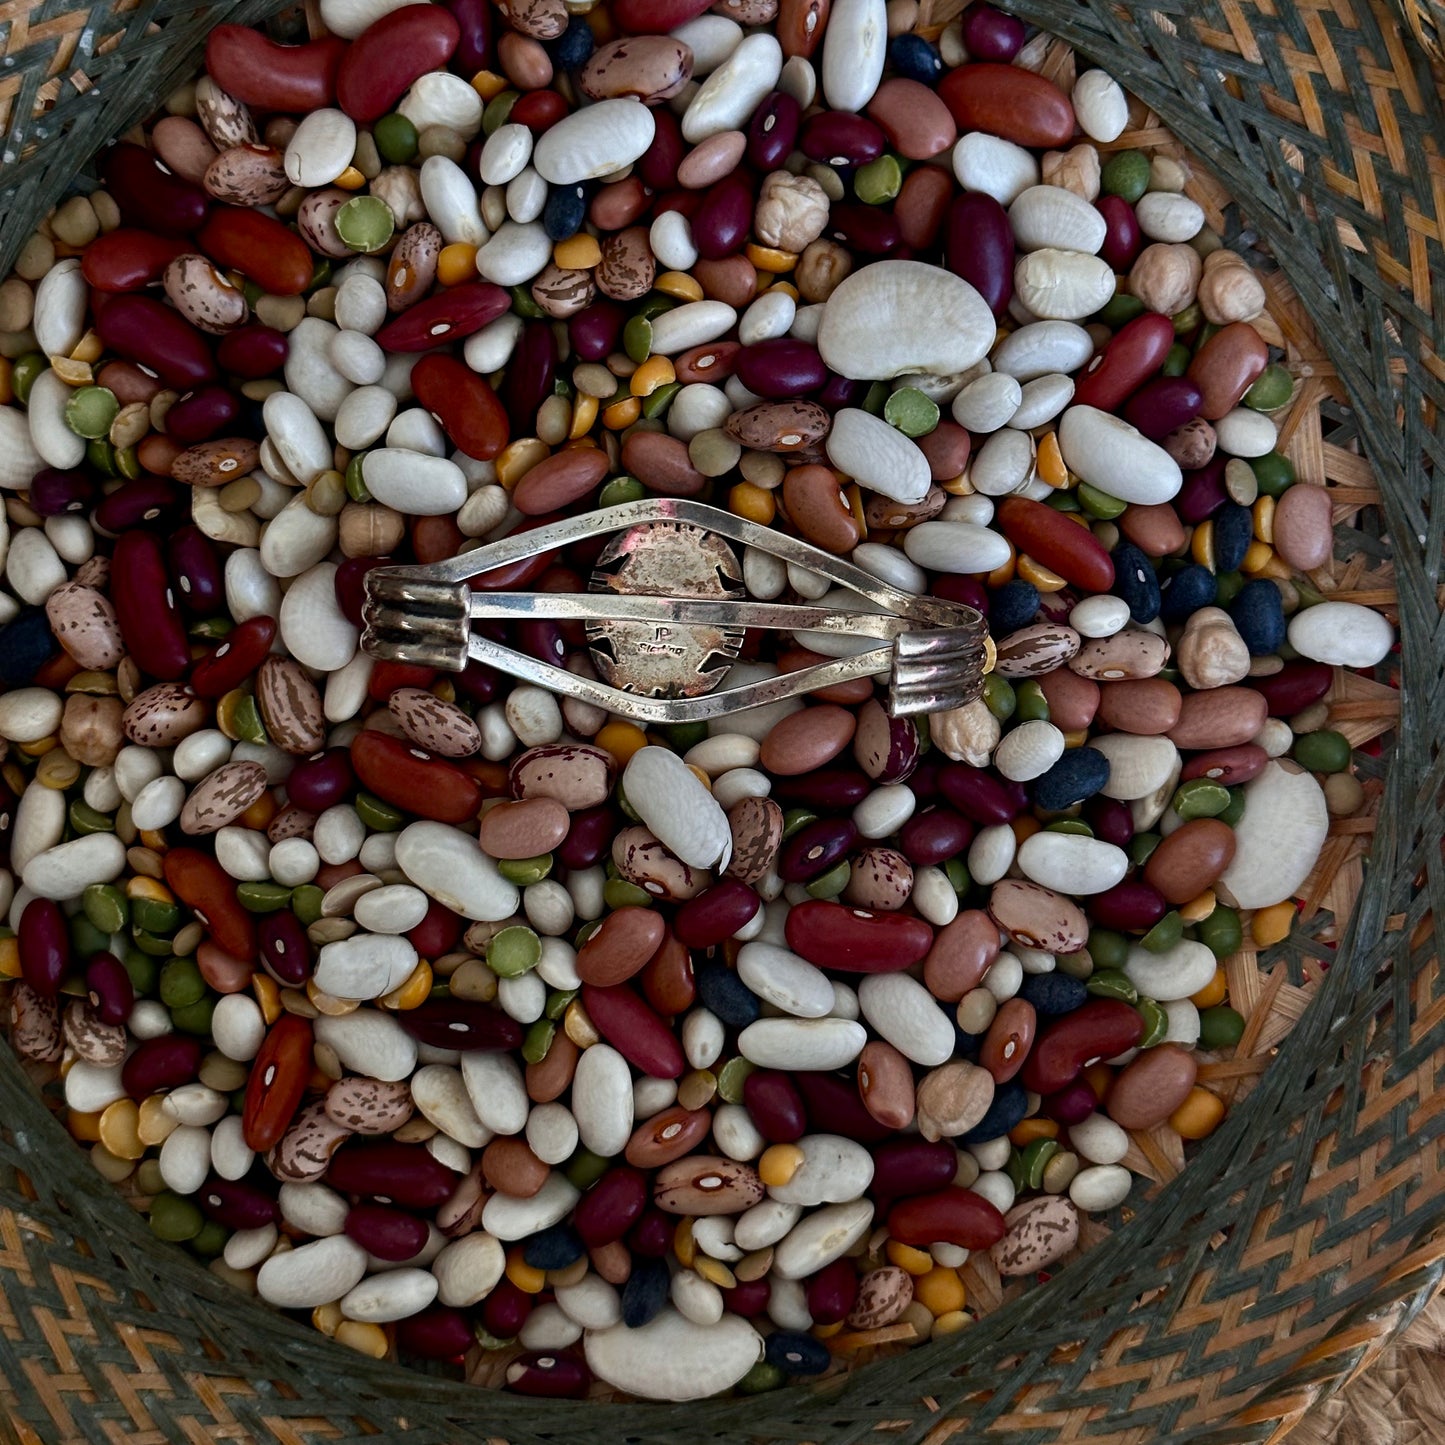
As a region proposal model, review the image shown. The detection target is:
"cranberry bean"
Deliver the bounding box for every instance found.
[18,898,68,997]
[328,1142,460,1208]
[771,769,871,810]
[82,228,190,291]
[1072,312,1176,412]
[259,910,312,988]
[1046,1081,1099,1125]
[412,353,510,460]
[97,295,217,389]
[439,0,494,71]
[1096,194,1142,271]
[673,879,760,948]
[204,25,346,111]
[338,7,461,123]
[1122,377,1205,439]
[581,984,686,1078]
[350,731,482,825]
[747,92,802,171]
[946,192,1015,318]
[1021,1000,1145,1095]
[939,63,1076,148]
[939,764,1018,825]
[784,900,933,973]
[742,1070,807,1143]
[484,1279,534,1337]
[888,1186,1008,1249]
[165,847,257,960]
[574,1165,649,1246]
[375,282,512,352]
[122,1033,204,1100]
[102,143,210,234]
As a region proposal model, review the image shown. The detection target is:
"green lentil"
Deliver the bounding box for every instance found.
[1171,302,1202,336]
[1046,818,1093,837]
[149,1191,204,1242]
[115,444,143,480]
[1075,482,1128,520]
[717,1056,754,1104]
[1128,833,1161,867]
[1292,728,1352,773]
[883,386,940,438]
[564,1148,609,1189]
[487,925,542,977]
[190,1219,229,1258]
[1021,1137,1059,1189]
[131,895,180,934]
[521,1018,555,1064]
[1250,451,1296,497]
[861,379,891,416]
[603,878,652,910]
[1098,291,1145,327]
[11,352,47,406]
[1213,570,1245,607]
[1161,342,1192,378]
[510,284,545,319]
[171,993,216,1036]
[1197,905,1243,957]
[1088,928,1130,970]
[69,914,112,958]
[291,884,325,927]
[781,808,817,841]
[1013,680,1049,722]
[598,474,645,507]
[574,920,601,949]
[1004,1146,1028,1195]
[87,438,117,476]
[944,857,970,894]
[122,949,158,996]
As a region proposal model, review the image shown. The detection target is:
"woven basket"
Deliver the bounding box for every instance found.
[1397,0,1445,62]
[1,0,1443,1441]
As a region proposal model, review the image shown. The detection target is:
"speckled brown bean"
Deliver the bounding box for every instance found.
[1143,818,1237,904]
[324,1077,414,1135]
[1187,322,1268,421]
[1094,678,1182,735]
[531,265,595,319]
[725,795,784,884]
[171,439,260,487]
[988,879,1089,954]
[256,655,325,755]
[478,797,571,860]
[181,760,269,834]
[620,431,708,496]
[725,400,832,452]
[164,254,248,335]
[388,687,481,757]
[858,1040,915,1128]
[678,131,747,188]
[990,1195,1079,1277]
[1167,686,1268,750]
[1068,629,1171,682]
[1272,483,1333,572]
[510,744,615,809]
[923,909,999,1002]
[204,144,290,206]
[782,465,860,553]
[596,227,656,303]
[846,1266,913,1328]
[387,224,443,311]
[579,36,694,103]
[863,487,945,531]
[1106,1043,1198,1130]
[653,1156,765,1215]
[759,704,856,775]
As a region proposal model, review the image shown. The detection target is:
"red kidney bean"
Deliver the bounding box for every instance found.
[962,2,1027,59]
[1020,999,1144,1095]
[197,208,314,297]
[97,295,217,389]
[82,228,190,291]
[1188,321,1269,419]
[747,91,801,170]
[1251,660,1333,716]
[1123,376,1205,439]
[29,468,94,516]
[723,1277,771,1315]
[800,112,885,165]
[204,25,346,111]
[899,807,973,867]
[581,984,686,1078]
[794,1070,893,1142]
[945,194,1014,319]
[469,517,560,590]
[375,282,511,351]
[396,1307,473,1362]
[1047,1081,1100,1125]
[735,338,827,397]
[628,1208,675,1256]
[398,1000,523,1051]
[85,952,135,1025]
[939,63,1076,148]
[1089,879,1168,932]
[869,1140,960,1211]
[164,847,257,959]
[438,0,493,72]
[784,900,933,973]
[503,318,558,428]
[1176,456,1229,524]
[996,498,1115,592]
[112,530,192,681]
[506,1353,590,1399]
[102,144,210,234]
[939,764,1018,825]
[163,387,240,446]
[1181,743,1269,785]
[337,6,460,123]
[888,1186,1007,1249]
[408,896,463,958]
[673,878,760,948]
[199,1177,280,1230]
[350,731,482,825]
[693,172,755,260]
[191,615,277,697]
[411,353,510,460]
[346,1202,430,1261]
[1084,795,1134,848]
[827,203,900,256]
[638,104,684,189]
[574,1164,649,1246]
[258,910,313,987]
[771,769,871,810]
[122,1033,204,1100]
[217,323,288,378]
[1096,194,1142,271]
[806,1255,859,1324]
[18,898,68,997]
[614,0,713,30]
[484,1278,534,1337]
[778,818,858,883]
[239,1014,311,1147]
[512,89,569,131]
[1071,312,1176,412]
[742,1070,807,1143]
[328,1142,460,1208]
[166,525,225,618]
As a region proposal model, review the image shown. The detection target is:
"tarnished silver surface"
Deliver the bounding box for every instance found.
[360,499,988,722]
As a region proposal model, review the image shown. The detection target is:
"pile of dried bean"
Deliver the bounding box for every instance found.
[0,0,1397,1402]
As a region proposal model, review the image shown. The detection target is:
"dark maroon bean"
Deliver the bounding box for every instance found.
[1180,743,1269,786]
[503,319,557,429]
[933,574,990,615]
[328,1142,460,1207]
[961,2,1026,59]
[794,1071,893,1142]
[28,468,95,516]
[1123,377,1204,439]
[199,1176,280,1229]
[628,1207,674,1257]
[693,171,754,260]
[673,878,761,947]
[747,91,801,170]
[735,338,828,397]
[438,0,493,72]
[1176,456,1229,524]
[506,1352,590,1399]
[946,192,1014,318]
[453,658,501,705]
[103,142,210,233]
[122,1034,203,1099]
[86,952,136,1025]
[1097,194,1142,272]
[517,619,565,668]
[558,805,615,869]
[1047,1081,1099,1125]
[166,525,225,615]
[899,806,974,866]
[1251,661,1333,716]
[939,764,1018,824]
[483,1279,533,1337]
[93,477,183,533]
[639,104,685,189]
[18,898,69,997]
[724,1277,771,1315]
[573,1164,648,1247]
[96,294,217,389]
[259,909,313,987]
[398,1306,475,1359]
[869,1139,960,1210]
[333,555,382,627]
[1090,879,1168,932]
[217,323,288,378]
[806,1255,859,1324]
[1084,795,1134,848]
[742,1069,807,1143]
[398,1000,524,1051]
[817,373,869,409]
[771,768,871,809]
[800,111,885,165]
[285,749,355,813]
[163,385,241,445]
[569,300,626,361]
[778,818,858,883]
[345,1202,429,1261]
[112,530,192,681]
[827,202,900,255]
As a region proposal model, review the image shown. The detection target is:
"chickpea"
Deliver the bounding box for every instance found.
[795,238,854,303]
[1128,241,1203,315]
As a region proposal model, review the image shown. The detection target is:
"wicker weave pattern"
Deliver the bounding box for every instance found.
[0,0,1442,1441]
